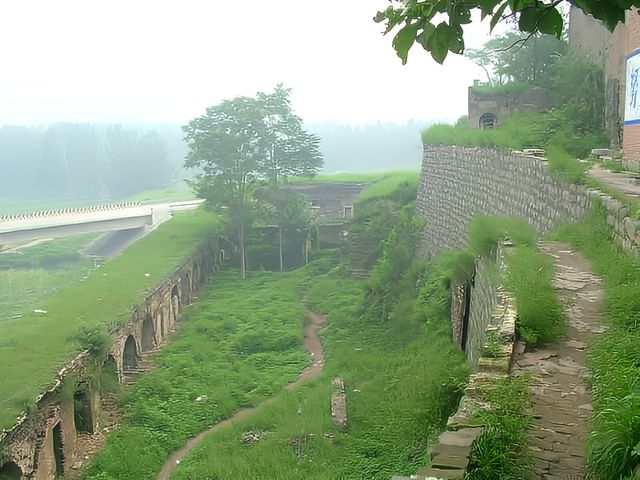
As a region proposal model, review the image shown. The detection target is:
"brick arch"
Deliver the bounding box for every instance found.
[122,335,138,370]
[192,262,201,290]
[170,284,180,324]
[141,314,155,351]
[0,461,22,479]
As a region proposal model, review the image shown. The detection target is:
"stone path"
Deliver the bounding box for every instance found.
[155,309,327,480]
[513,241,605,480]
[588,164,640,198]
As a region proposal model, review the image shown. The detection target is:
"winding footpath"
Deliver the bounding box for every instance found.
[155,309,327,480]
[513,242,606,480]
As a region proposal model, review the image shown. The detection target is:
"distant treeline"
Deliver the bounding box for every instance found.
[0,123,185,200]
[308,121,428,172]
[0,121,430,202]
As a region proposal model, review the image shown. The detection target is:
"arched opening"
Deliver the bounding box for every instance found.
[479,112,497,129]
[122,335,138,370]
[170,285,180,323]
[141,314,155,351]
[183,272,191,302]
[52,422,65,475]
[0,461,22,480]
[100,354,120,392]
[159,310,165,338]
[192,263,201,289]
[73,385,94,434]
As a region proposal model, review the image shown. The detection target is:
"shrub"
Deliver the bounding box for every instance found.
[505,245,565,344]
[466,375,532,479]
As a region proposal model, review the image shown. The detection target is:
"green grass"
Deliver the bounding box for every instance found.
[466,375,532,479]
[422,111,608,158]
[470,82,529,96]
[356,171,420,202]
[0,234,97,323]
[83,267,316,480]
[551,202,640,479]
[505,244,566,345]
[169,261,468,479]
[288,171,396,184]
[0,209,221,432]
[125,184,197,204]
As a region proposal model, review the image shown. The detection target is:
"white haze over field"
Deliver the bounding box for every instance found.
[0,0,501,126]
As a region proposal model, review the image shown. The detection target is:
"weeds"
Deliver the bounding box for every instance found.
[504,245,565,344]
[466,375,532,479]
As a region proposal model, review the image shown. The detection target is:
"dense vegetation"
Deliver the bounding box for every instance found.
[552,202,640,479]
[466,376,532,479]
[422,32,608,158]
[81,174,471,479]
[83,268,315,479]
[0,209,220,431]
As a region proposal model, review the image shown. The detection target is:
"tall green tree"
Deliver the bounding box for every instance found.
[465,32,567,84]
[257,188,313,271]
[184,86,322,278]
[257,85,323,186]
[184,96,265,278]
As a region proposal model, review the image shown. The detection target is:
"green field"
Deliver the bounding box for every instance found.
[0,209,221,431]
[356,170,420,202]
[83,265,320,479]
[170,265,468,479]
[0,234,97,322]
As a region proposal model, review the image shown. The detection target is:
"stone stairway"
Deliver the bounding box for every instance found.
[346,231,371,278]
[122,347,160,386]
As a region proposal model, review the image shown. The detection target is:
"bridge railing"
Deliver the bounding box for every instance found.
[0,202,143,223]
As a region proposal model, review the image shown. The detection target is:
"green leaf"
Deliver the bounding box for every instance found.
[518,7,541,33]
[538,7,563,38]
[431,43,449,64]
[490,3,509,31]
[393,22,420,64]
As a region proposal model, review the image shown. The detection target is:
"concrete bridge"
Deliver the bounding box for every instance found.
[0,200,204,247]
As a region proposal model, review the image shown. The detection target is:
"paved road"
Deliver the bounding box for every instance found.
[0,199,204,255]
[588,164,640,198]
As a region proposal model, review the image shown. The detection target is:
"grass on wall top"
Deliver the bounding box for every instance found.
[0,208,221,432]
[356,171,420,202]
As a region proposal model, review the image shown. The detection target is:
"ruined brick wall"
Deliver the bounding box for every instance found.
[0,237,218,479]
[416,146,590,258]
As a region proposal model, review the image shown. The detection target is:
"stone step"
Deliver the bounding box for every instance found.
[416,466,465,479]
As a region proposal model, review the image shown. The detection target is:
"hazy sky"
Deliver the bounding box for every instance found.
[0,1,499,126]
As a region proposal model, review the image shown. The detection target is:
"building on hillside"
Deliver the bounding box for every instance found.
[467,85,552,129]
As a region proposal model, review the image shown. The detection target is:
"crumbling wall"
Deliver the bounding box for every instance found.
[0,237,218,479]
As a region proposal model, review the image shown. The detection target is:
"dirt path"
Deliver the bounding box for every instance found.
[155,309,327,480]
[513,241,605,480]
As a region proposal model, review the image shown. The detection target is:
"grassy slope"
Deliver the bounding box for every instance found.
[83,267,315,480]
[356,171,420,202]
[0,234,97,322]
[171,268,468,479]
[0,209,220,431]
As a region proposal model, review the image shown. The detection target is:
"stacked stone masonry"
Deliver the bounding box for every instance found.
[0,238,219,479]
[408,248,518,480]
[417,146,590,258]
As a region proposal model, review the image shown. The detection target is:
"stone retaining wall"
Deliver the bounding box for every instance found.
[416,146,590,258]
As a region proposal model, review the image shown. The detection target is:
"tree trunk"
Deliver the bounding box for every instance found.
[240,220,246,279]
[279,227,284,272]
